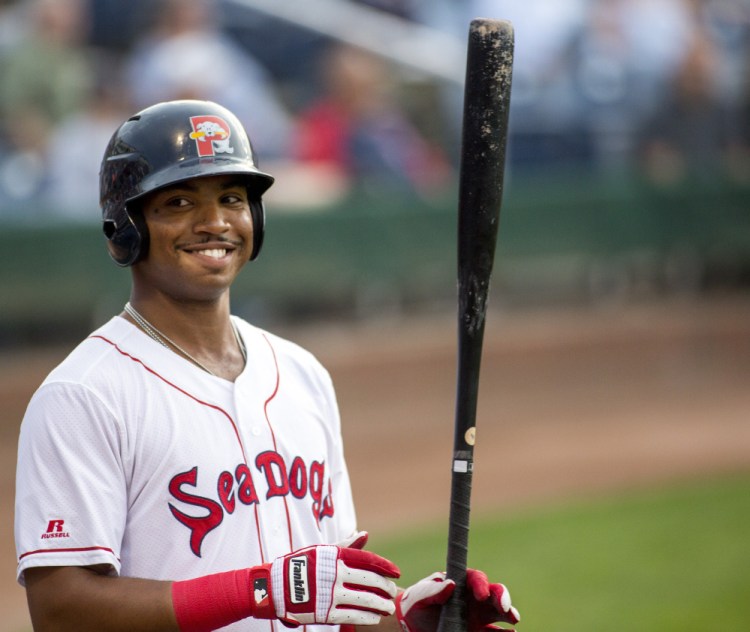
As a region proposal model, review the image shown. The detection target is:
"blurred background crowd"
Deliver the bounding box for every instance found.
[2,6,749,632]
[0,0,748,220]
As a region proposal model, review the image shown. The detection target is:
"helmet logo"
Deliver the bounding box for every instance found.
[189,116,235,157]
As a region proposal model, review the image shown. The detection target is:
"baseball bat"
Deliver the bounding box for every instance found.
[437,18,514,632]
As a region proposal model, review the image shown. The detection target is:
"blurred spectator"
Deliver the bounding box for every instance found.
[0,0,28,54]
[87,0,159,52]
[0,0,91,122]
[636,0,747,185]
[457,0,593,170]
[291,43,452,202]
[219,4,328,109]
[449,0,699,173]
[465,0,588,93]
[697,0,750,184]
[1,0,745,221]
[124,0,293,160]
[0,0,93,210]
[43,53,133,219]
[573,0,697,172]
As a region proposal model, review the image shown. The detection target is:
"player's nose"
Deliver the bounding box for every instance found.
[193,200,231,233]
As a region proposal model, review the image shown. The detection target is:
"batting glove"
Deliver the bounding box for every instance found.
[251,544,401,627]
[337,529,370,550]
[395,569,520,632]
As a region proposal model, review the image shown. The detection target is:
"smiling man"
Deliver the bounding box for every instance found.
[14,100,520,631]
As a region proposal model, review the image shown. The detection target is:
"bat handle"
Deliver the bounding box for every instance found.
[437,456,474,632]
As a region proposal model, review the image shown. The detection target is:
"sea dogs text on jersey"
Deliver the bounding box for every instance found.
[168,450,335,557]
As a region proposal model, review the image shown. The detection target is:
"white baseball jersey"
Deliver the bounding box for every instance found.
[15,315,357,632]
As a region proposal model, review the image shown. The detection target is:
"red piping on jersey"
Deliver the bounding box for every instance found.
[90,333,267,578]
[260,334,295,552]
[90,335,249,463]
[19,545,118,561]
[87,331,299,614]
[259,333,287,632]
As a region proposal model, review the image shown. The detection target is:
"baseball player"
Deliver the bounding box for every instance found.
[14,99,520,631]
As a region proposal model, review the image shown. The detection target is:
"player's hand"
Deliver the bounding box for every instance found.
[258,544,401,627]
[395,569,520,632]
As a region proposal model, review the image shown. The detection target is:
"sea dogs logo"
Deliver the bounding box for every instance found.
[189,115,235,156]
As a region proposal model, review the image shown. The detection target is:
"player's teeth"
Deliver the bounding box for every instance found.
[200,249,226,258]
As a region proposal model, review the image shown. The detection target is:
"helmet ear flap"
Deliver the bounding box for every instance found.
[249,199,265,261]
[102,204,149,267]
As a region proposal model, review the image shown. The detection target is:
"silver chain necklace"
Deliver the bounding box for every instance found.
[124,302,246,376]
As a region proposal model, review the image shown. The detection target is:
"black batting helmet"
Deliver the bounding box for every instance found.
[100,100,274,266]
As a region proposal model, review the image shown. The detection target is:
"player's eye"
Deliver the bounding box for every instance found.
[154,195,193,213]
[165,196,191,207]
[221,192,247,207]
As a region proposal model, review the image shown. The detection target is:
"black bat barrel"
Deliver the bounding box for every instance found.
[437,18,514,632]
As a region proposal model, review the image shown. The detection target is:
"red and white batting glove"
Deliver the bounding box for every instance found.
[337,529,370,550]
[395,569,520,632]
[252,544,400,627]
[171,541,398,632]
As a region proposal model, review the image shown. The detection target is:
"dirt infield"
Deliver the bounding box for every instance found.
[3,295,750,630]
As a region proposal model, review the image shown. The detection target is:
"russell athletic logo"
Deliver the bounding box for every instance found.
[41,519,70,540]
[189,115,235,156]
[290,555,310,604]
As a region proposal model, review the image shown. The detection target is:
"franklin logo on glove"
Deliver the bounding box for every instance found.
[290,556,309,603]
[267,544,400,626]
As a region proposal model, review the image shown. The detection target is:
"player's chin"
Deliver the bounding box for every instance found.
[172,265,243,301]
[184,251,249,284]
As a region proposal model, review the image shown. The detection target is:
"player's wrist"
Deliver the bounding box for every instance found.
[171,565,273,632]
[247,564,275,618]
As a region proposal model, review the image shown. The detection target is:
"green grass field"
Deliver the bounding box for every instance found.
[373,472,750,631]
